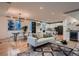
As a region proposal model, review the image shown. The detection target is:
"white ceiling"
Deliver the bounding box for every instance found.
[67,11,79,21]
[0,2,79,22]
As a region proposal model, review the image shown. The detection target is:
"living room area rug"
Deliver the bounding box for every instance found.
[17,43,78,56]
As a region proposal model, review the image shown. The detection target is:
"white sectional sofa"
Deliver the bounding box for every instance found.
[27,33,55,47]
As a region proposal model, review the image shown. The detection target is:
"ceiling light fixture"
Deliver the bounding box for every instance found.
[40,7,44,10]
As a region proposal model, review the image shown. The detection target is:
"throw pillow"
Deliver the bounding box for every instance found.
[43,34,48,38]
[32,33,38,38]
[37,32,43,39]
[46,32,52,37]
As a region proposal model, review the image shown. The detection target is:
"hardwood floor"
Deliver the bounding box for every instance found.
[0,38,28,56]
[0,35,78,56]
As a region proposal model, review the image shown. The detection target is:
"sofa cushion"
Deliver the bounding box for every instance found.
[32,33,38,39]
[36,32,43,39]
[47,32,52,37]
[37,37,54,43]
[43,34,48,38]
[43,33,52,38]
[32,32,43,39]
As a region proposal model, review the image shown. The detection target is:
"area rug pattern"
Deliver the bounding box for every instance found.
[17,43,78,56]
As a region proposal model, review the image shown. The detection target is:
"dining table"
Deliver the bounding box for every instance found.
[10,30,21,41]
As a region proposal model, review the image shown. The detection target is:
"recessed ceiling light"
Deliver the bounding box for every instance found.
[40,7,44,10]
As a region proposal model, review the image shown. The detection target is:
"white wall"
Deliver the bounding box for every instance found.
[63,16,79,41]
[63,18,70,41]
[0,16,9,39]
[0,16,30,39]
[46,23,63,30]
